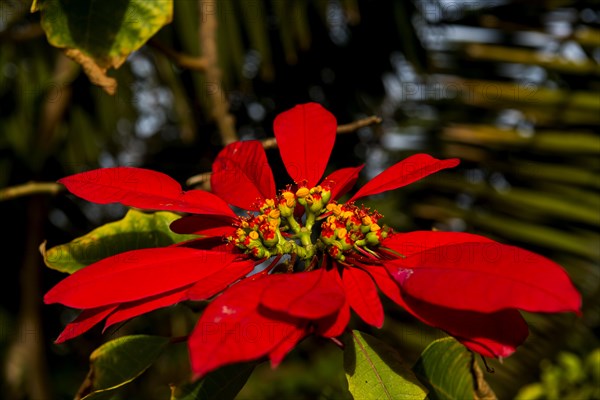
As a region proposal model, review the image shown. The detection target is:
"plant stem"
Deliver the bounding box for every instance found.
[0,182,63,202]
[198,0,237,145]
[149,39,207,71]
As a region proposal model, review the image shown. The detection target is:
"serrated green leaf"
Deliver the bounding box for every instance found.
[32,0,172,92]
[78,335,169,400]
[343,330,428,400]
[170,363,256,400]
[412,337,496,400]
[42,209,197,274]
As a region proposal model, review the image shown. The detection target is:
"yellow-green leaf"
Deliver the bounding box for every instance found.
[344,330,428,400]
[412,337,496,400]
[32,0,173,93]
[42,209,196,274]
[79,335,169,400]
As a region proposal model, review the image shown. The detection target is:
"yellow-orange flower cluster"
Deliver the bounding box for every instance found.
[228,183,391,263]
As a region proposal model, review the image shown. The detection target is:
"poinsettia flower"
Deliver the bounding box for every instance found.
[46,103,581,380]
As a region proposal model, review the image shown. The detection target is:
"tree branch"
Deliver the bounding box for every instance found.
[1,118,381,196]
[186,115,382,187]
[4,197,52,400]
[148,39,208,71]
[0,182,63,202]
[199,0,238,145]
[335,115,382,134]
[0,23,45,42]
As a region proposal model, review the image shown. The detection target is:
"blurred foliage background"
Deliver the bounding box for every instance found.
[0,0,598,399]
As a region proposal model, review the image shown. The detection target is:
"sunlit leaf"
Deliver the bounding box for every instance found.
[412,337,496,400]
[32,0,173,93]
[343,330,427,400]
[41,209,196,274]
[78,335,169,400]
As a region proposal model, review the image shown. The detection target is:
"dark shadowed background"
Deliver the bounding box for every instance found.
[0,0,598,399]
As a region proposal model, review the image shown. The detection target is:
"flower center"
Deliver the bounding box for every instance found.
[226,182,392,266]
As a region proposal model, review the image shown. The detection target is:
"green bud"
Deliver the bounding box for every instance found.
[365,231,381,246]
[309,197,322,214]
[321,188,331,204]
[261,231,279,247]
[278,202,293,218]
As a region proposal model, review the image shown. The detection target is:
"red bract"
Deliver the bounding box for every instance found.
[47,103,581,379]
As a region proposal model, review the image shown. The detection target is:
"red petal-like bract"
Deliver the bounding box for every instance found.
[349,154,460,202]
[268,324,308,368]
[59,167,235,217]
[188,276,303,379]
[342,266,384,328]
[55,305,118,344]
[260,268,346,319]
[175,237,238,253]
[382,230,494,258]
[104,286,191,331]
[315,267,351,337]
[366,265,528,358]
[274,103,337,186]
[407,300,529,358]
[388,242,581,314]
[423,306,529,358]
[317,302,350,338]
[170,214,236,237]
[44,248,239,309]
[187,259,255,300]
[211,141,276,210]
[323,165,364,200]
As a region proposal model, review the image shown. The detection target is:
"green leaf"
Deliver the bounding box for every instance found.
[343,330,428,400]
[41,209,197,274]
[170,363,256,400]
[412,337,496,400]
[586,349,600,382]
[32,0,173,93]
[78,335,169,400]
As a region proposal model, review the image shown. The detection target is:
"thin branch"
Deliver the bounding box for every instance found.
[0,182,63,202]
[261,115,382,150]
[336,115,382,134]
[0,23,45,42]
[186,115,382,187]
[39,52,79,144]
[148,39,208,71]
[199,0,238,145]
[4,197,52,400]
[186,172,213,189]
